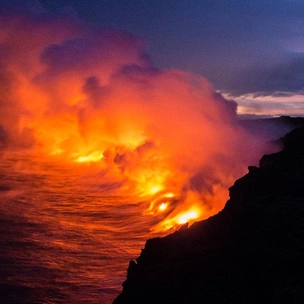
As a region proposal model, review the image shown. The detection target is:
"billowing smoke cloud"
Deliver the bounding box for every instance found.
[0,9,272,231]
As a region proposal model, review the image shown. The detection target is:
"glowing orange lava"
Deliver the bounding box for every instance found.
[75,151,104,163]
[176,209,199,224]
[158,203,167,211]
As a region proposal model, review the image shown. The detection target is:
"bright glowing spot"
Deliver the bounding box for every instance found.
[149,185,162,195]
[164,193,174,198]
[75,151,104,163]
[177,209,199,224]
[158,202,167,211]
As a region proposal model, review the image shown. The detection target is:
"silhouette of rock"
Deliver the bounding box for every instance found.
[114,127,304,303]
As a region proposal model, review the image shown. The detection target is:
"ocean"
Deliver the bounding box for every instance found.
[0,152,163,303]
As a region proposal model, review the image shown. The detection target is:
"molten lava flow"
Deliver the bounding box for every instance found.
[158,203,167,211]
[0,11,266,233]
[150,206,201,232]
[177,209,199,225]
[75,151,104,163]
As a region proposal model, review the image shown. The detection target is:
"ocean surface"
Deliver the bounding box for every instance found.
[0,152,164,303]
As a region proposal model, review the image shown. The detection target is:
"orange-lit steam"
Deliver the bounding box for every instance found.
[0,11,268,232]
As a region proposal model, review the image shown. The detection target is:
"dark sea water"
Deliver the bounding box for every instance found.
[0,153,160,303]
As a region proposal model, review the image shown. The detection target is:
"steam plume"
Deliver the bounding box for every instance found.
[0,10,270,230]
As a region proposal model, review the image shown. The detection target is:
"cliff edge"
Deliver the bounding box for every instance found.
[114,127,304,304]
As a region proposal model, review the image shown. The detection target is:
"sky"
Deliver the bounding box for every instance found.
[1,0,304,116]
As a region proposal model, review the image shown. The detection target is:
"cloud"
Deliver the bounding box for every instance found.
[0,8,273,230]
[236,93,304,116]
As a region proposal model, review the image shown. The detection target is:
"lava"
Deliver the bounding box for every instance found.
[177,209,200,225]
[75,151,104,163]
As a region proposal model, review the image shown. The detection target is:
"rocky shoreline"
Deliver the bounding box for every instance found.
[114,127,304,303]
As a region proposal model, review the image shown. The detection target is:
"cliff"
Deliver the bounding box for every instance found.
[114,127,304,304]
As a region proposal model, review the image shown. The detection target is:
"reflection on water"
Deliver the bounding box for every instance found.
[0,152,161,303]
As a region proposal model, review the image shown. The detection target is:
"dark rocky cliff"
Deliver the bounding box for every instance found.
[114,127,304,304]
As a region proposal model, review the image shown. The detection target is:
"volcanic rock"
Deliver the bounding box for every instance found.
[114,127,304,304]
